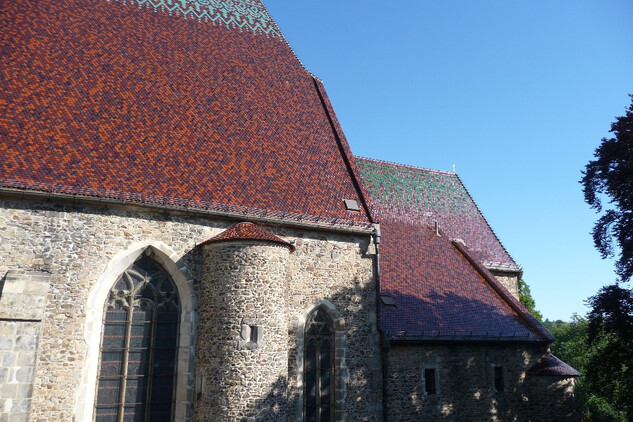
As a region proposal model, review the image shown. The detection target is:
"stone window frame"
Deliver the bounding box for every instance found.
[75,243,195,422]
[491,364,506,393]
[422,365,440,396]
[296,300,347,422]
[239,318,264,350]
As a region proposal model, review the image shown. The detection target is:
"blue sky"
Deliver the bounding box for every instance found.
[265,1,633,321]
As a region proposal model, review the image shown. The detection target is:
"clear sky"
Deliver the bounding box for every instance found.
[264,0,633,321]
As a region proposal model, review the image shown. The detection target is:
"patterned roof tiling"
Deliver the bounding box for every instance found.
[0,0,371,229]
[200,222,294,251]
[108,0,282,37]
[357,157,518,269]
[378,219,550,342]
[527,354,581,377]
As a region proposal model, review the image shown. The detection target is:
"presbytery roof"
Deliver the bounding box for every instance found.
[0,0,371,229]
[358,158,550,342]
[357,158,518,270]
[377,221,552,342]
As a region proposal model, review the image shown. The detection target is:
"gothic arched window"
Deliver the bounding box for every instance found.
[94,257,180,422]
[304,307,335,422]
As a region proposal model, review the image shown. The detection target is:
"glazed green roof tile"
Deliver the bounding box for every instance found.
[359,158,477,216]
[357,157,518,270]
[110,0,282,37]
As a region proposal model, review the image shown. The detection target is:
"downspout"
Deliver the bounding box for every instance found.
[372,223,388,422]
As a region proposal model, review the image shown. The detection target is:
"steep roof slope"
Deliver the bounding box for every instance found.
[378,221,551,341]
[0,0,371,228]
[357,157,517,269]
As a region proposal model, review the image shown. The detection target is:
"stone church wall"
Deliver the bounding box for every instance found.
[489,270,520,299]
[383,343,578,422]
[0,196,381,421]
[0,270,49,422]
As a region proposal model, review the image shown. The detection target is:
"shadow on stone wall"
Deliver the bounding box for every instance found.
[0,272,6,298]
[379,289,577,422]
[198,276,381,422]
[190,277,577,421]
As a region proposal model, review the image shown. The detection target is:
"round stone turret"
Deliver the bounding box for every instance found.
[196,222,294,421]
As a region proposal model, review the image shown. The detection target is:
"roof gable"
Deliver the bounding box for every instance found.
[0,0,371,228]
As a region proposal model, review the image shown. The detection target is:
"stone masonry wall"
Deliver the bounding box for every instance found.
[0,271,50,422]
[280,228,382,421]
[489,270,520,300]
[0,196,381,421]
[196,242,290,421]
[384,343,577,422]
[0,321,40,422]
[0,197,213,421]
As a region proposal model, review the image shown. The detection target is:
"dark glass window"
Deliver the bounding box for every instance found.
[424,368,437,395]
[304,308,334,422]
[494,366,505,392]
[95,257,180,422]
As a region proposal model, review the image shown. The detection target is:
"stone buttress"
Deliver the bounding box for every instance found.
[196,222,295,421]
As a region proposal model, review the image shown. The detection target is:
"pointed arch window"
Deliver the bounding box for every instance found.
[304,308,335,422]
[94,257,180,422]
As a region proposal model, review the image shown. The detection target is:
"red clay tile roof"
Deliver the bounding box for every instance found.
[0,0,371,229]
[200,222,294,251]
[527,354,581,377]
[357,158,517,270]
[378,220,551,341]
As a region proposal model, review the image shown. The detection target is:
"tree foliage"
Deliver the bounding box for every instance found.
[543,314,588,372]
[543,311,629,422]
[581,94,633,282]
[517,278,543,322]
[584,284,633,421]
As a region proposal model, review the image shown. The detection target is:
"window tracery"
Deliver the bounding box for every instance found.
[95,257,180,422]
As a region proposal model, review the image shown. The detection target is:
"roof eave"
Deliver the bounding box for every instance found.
[0,187,374,235]
[452,240,554,342]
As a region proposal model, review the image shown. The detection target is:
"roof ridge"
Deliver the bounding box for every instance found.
[313,81,375,223]
[451,173,520,269]
[356,156,457,176]
[259,0,321,81]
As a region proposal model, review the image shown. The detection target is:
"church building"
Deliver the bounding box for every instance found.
[0,1,578,421]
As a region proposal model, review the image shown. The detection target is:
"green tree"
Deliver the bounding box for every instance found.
[543,315,628,422]
[584,284,633,421]
[543,314,588,372]
[580,94,633,282]
[518,278,543,322]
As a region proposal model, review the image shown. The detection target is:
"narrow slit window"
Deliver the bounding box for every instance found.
[494,365,505,392]
[424,368,437,395]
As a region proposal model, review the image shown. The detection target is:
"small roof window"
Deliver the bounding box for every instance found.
[343,199,360,212]
[380,295,397,307]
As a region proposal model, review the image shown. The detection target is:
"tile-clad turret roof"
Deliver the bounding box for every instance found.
[200,222,294,251]
[0,0,371,229]
[357,157,518,269]
[528,354,581,377]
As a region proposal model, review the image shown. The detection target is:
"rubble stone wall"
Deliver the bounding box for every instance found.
[384,343,579,422]
[0,197,381,421]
